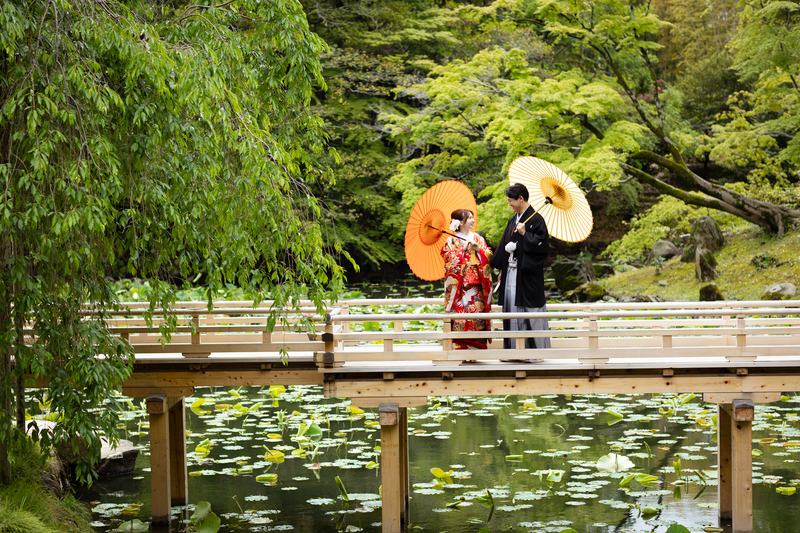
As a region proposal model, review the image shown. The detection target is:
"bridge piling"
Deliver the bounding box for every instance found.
[146,393,172,525]
[716,399,755,533]
[379,403,409,533]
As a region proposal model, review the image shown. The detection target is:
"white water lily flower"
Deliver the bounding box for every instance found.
[596,453,635,472]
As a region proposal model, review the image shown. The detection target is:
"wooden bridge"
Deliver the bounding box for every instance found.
[39,298,800,532]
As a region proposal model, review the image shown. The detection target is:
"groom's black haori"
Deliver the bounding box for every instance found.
[490,183,551,350]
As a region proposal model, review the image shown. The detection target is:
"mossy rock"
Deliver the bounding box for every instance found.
[564,282,607,302]
[699,283,724,301]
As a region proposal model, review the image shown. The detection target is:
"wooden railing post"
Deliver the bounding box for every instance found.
[721,400,754,533]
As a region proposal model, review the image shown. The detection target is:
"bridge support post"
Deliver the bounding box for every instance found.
[147,393,172,525]
[379,403,409,533]
[168,397,188,506]
[718,400,754,533]
[146,394,189,524]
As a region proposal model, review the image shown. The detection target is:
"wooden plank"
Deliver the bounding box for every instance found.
[718,404,733,521]
[723,403,754,533]
[168,398,188,506]
[348,397,428,408]
[149,410,171,524]
[326,374,796,398]
[703,392,781,404]
[400,407,410,525]
[123,387,195,398]
[125,370,324,388]
[380,405,405,533]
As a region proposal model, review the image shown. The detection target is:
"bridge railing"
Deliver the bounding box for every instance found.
[328,299,800,366]
[69,299,800,366]
[98,300,339,358]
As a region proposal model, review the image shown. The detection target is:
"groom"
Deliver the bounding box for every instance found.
[490,183,551,354]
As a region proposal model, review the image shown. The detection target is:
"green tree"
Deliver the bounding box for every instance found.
[702,0,800,209]
[382,0,800,241]
[0,0,346,484]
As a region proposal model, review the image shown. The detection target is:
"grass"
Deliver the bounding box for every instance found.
[0,438,94,533]
[603,228,800,301]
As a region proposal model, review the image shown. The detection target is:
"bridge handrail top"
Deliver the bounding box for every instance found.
[329,307,800,322]
[84,298,800,310]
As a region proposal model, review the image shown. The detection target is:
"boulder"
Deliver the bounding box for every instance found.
[695,245,718,282]
[617,294,664,303]
[563,282,607,302]
[760,282,797,301]
[26,420,139,479]
[681,216,725,262]
[593,263,616,279]
[551,257,597,293]
[651,240,681,260]
[699,283,724,301]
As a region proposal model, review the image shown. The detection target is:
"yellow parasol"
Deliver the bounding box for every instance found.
[508,156,593,242]
[404,181,478,281]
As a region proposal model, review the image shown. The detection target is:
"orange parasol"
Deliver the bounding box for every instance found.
[404,181,478,281]
[508,156,593,243]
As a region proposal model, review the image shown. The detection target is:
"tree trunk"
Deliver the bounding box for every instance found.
[0,233,12,485]
[14,294,24,432]
[628,152,800,235]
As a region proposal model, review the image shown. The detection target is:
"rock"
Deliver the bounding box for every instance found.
[651,240,681,260]
[658,280,669,287]
[760,282,797,300]
[695,245,718,282]
[551,257,597,293]
[681,216,725,262]
[593,263,616,279]
[699,283,724,301]
[95,438,140,478]
[26,420,139,480]
[617,294,664,303]
[563,282,607,302]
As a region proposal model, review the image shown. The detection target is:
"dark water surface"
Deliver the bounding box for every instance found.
[70,388,800,533]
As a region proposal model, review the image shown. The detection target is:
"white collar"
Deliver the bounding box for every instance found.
[456,231,473,240]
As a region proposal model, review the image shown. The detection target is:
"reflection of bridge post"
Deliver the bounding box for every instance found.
[146,394,188,524]
[379,403,409,533]
[716,399,754,533]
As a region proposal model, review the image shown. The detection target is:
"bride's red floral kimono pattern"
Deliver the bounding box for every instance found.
[440,234,493,349]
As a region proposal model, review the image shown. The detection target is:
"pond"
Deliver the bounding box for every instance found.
[66,387,800,532]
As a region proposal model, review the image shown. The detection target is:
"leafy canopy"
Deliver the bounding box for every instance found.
[0,0,347,483]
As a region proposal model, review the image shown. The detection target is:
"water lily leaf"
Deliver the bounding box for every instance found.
[505,455,523,462]
[596,454,635,472]
[335,475,350,502]
[666,526,691,533]
[777,486,796,495]
[264,450,285,463]
[256,473,278,483]
[269,385,285,398]
[365,461,379,469]
[115,519,149,532]
[190,501,212,525]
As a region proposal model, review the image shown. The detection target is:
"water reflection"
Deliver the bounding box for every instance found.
[68,389,800,532]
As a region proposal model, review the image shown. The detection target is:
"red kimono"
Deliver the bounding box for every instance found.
[441,233,493,349]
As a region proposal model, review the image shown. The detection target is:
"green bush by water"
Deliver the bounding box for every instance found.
[0,438,93,533]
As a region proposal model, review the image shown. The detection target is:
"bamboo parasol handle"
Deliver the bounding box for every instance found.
[514,197,552,233]
[426,224,468,241]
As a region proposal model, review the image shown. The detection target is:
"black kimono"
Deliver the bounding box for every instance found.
[490,206,550,350]
[490,206,549,308]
